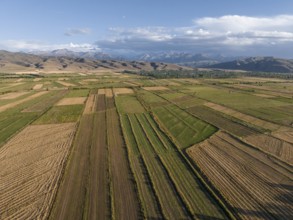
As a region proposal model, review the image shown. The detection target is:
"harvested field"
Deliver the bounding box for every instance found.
[83,94,96,114]
[56,81,76,87]
[0,92,29,100]
[87,107,110,219]
[187,131,293,220]
[272,129,293,144]
[113,87,133,95]
[0,91,48,113]
[0,123,76,220]
[33,84,43,90]
[244,133,293,164]
[98,88,106,95]
[106,98,140,219]
[204,102,281,131]
[49,115,94,220]
[104,88,113,97]
[55,97,86,106]
[143,86,169,91]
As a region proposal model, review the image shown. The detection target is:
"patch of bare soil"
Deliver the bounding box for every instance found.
[55,97,86,106]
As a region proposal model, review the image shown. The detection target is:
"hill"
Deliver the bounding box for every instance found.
[0,50,190,73]
[211,57,293,73]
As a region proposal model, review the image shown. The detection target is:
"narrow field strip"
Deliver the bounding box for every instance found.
[136,113,228,219]
[0,123,76,220]
[0,92,30,100]
[187,131,293,220]
[127,114,189,219]
[83,94,96,114]
[204,102,284,132]
[106,98,140,219]
[56,81,76,87]
[0,91,49,113]
[55,97,87,106]
[120,114,163,219]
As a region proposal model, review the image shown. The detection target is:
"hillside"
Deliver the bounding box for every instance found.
[211,57,293,73]
[0,50,190,73]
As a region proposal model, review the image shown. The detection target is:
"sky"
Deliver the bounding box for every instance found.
[1,0,293,57]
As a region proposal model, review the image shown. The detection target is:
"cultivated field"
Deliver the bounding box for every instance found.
[0,72,292,220]
[0,123,76,219]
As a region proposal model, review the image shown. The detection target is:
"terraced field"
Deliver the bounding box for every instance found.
[0,74,292,220]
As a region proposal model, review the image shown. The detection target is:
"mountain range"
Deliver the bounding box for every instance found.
[0,50,190,73]
[211,57,293,73]
[1,49,293,74]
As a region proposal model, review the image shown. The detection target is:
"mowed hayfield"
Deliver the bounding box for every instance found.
[0,74,292,220]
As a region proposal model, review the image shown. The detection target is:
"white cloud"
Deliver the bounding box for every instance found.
[65,28,91,36]
[0,40,100,52]
[97,14,293,56]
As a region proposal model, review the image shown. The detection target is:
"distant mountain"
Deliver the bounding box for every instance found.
[31,50,242,67]
[0,50,191,73]
[134,52,240,67]
[211,57,293,73]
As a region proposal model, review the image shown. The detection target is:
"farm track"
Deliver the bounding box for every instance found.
[0,123,76,220]
[87,96,110,219]
[187,131,293,220]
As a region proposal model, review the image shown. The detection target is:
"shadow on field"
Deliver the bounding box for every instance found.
[233,182,293,219]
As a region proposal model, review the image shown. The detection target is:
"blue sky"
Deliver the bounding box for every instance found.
[1,0,293,57]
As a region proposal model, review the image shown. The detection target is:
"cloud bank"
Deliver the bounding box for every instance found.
[97,15,293,57]
[0,40,100,52]
[1,15,293,57]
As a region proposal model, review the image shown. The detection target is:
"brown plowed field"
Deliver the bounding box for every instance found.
[0,123,76,220]
[187,131,293,220]
[96,94,106,112]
